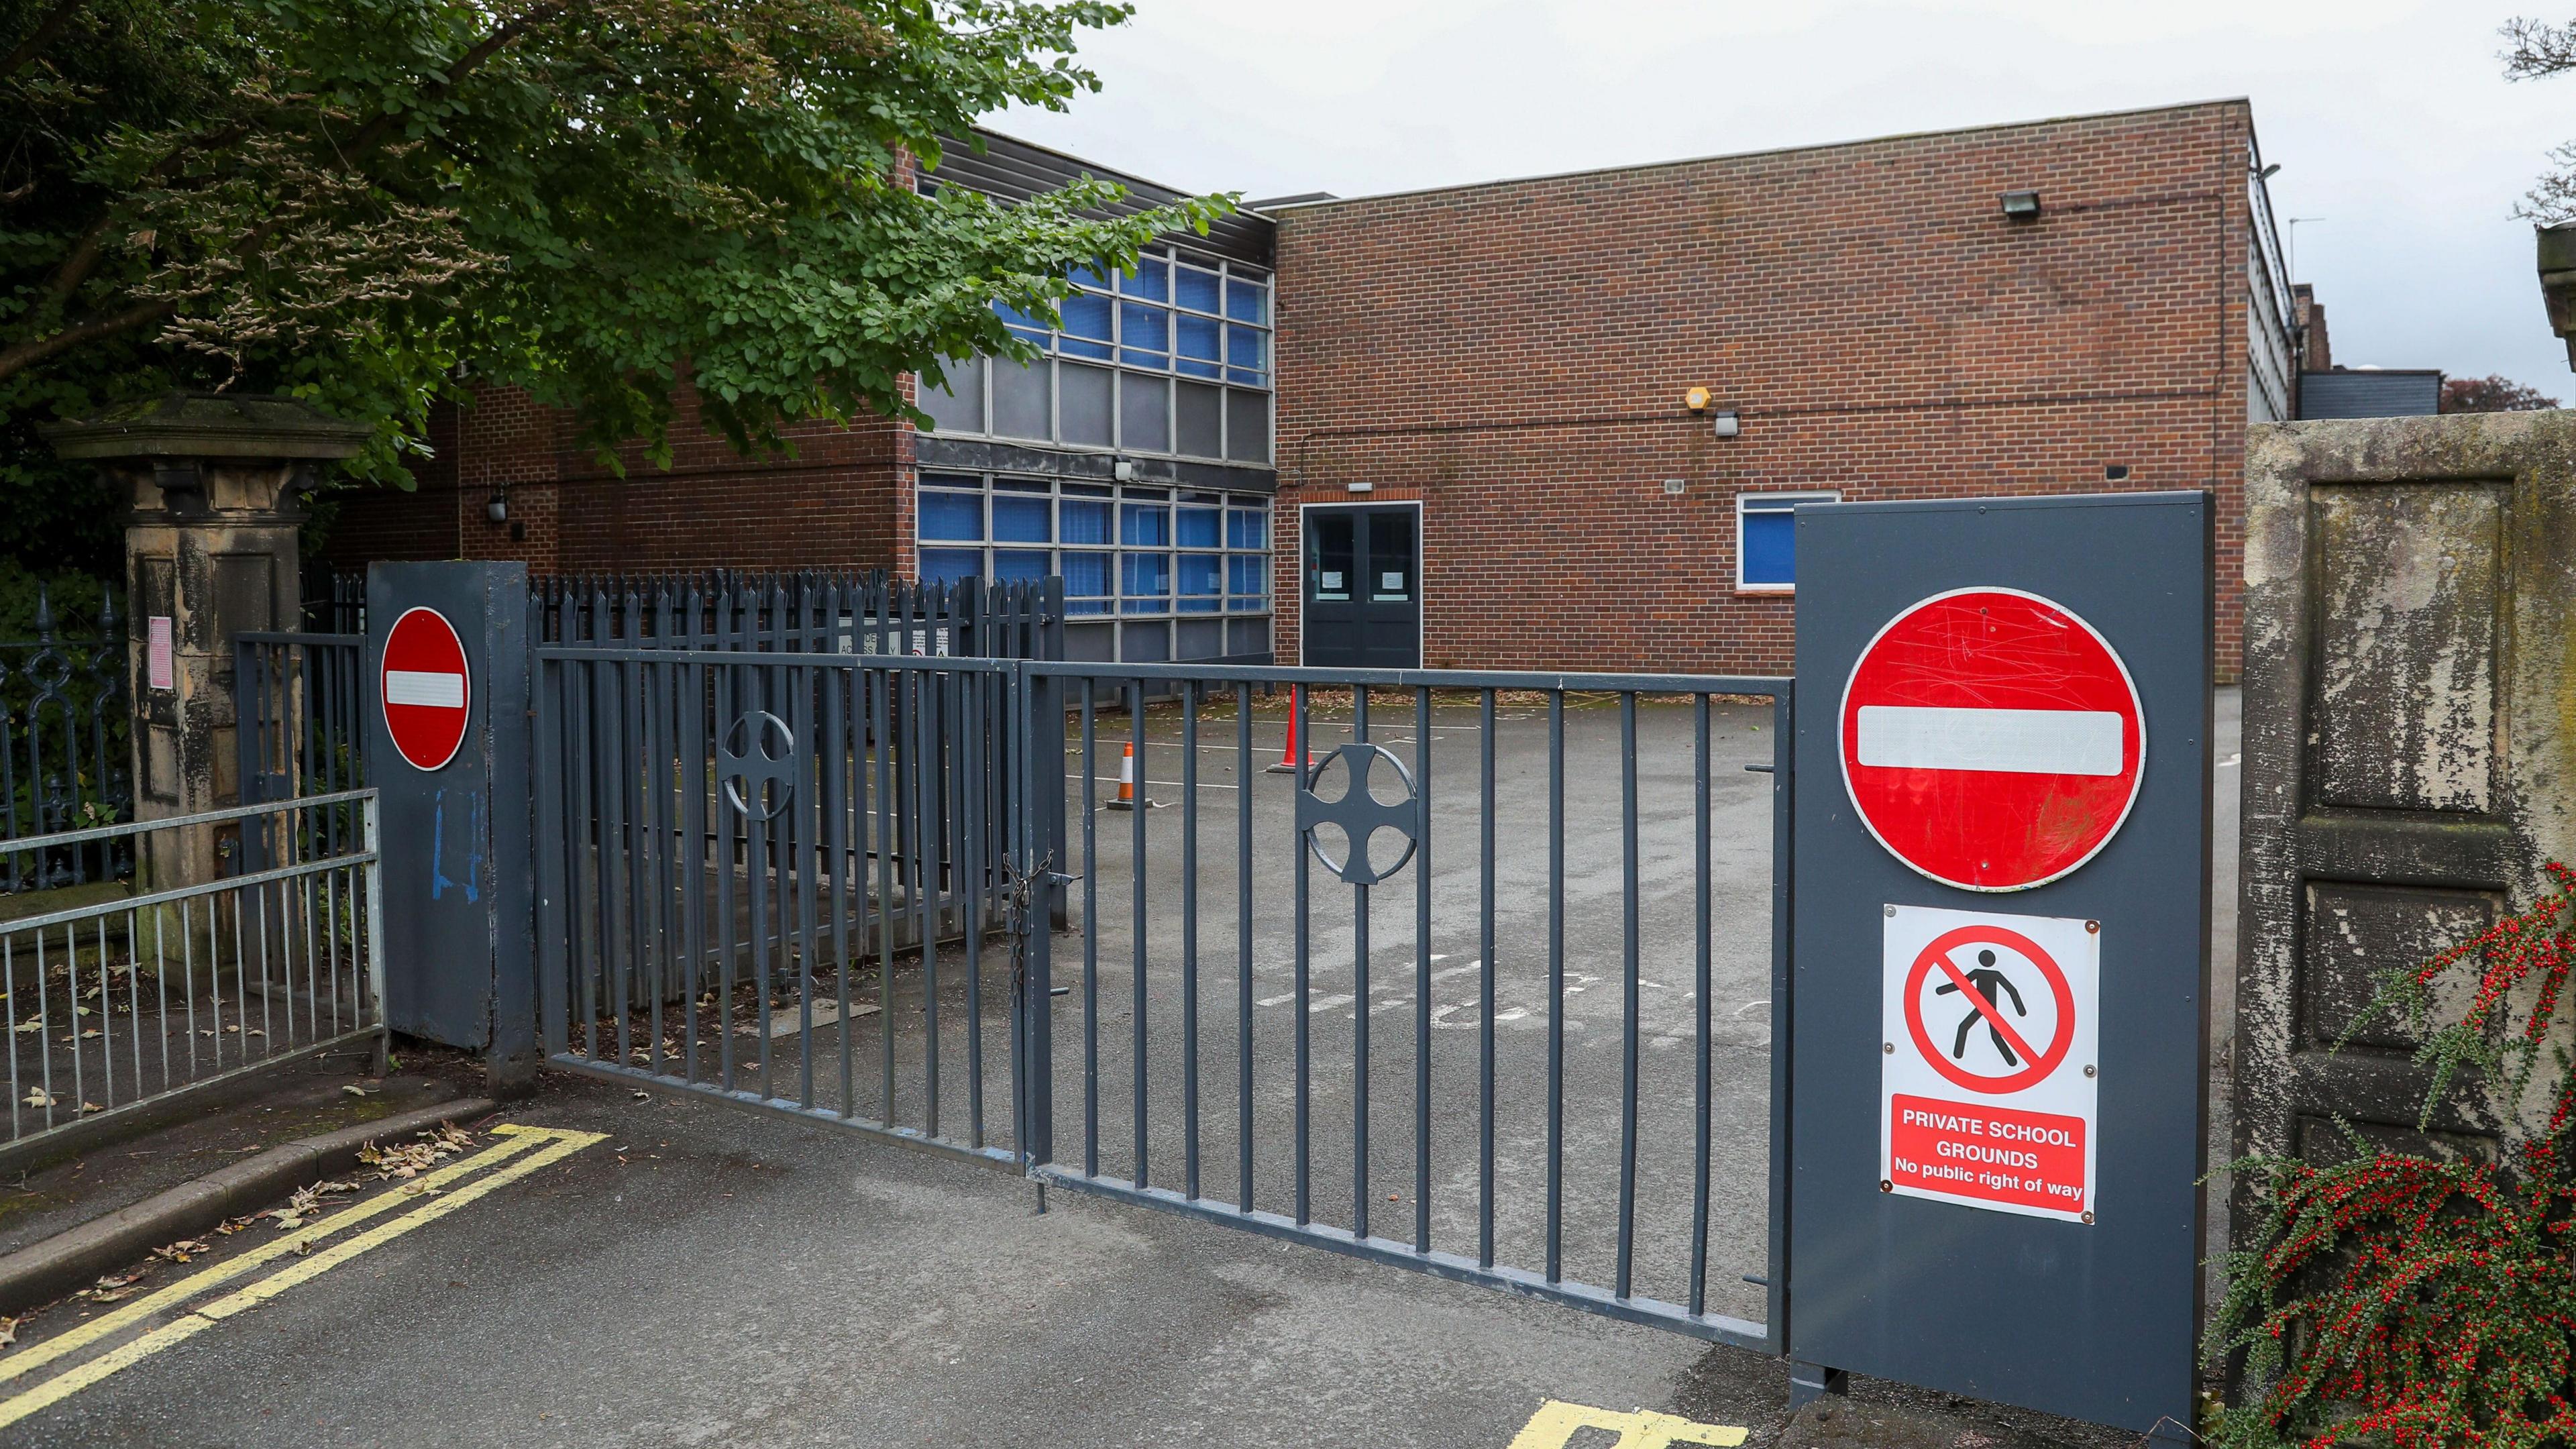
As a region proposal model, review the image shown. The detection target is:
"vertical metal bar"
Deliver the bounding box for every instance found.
[125,906,143,1092]
[873,664,898,1124]
[1236,681,1254,1215]
[1352,684,1369,1241]
[1765,682,1796,1351]
[1479,687,1497,1270]
[364,794,388,1044]
[607,658,635,1074]
[534,656,567,1060]
[793,653,819,1111]
[1128,678,1147,1187]
[34,928,52,1131]
[1691,693,1713,1318]
[1292,678,1310,1226]
[1546,688,1565,1284]
[713,662,737,1089]
[1081,678,1099,1179]
[182,896,197,1079]
[681,655,708,1084]
[963,666,985,1147]
[4,936,15,1138]
[830,661,855,1118]
[1181,678,1199,1200]
[911,667,938,1136]
[1413,685,1432,1254]
[1617,691,1642,1301]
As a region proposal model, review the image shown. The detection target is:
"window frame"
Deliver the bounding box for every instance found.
[1733,489,1839,595]
[912,471,1273,620]
[920,243,1274,466]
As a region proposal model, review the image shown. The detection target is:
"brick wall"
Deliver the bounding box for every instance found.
[323,380,912,577]
[1270,101,2258,680]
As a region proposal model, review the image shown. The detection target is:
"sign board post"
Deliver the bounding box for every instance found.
[364,562,536,1094]
[1788,493,2211,1439]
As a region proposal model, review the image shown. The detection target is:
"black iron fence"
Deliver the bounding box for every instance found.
[1,587,129,894]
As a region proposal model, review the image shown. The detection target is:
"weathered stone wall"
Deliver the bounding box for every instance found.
[2235,411,2576,1202]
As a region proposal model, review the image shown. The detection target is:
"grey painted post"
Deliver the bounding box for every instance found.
[41,393,370,889]
[363,561,537,1096]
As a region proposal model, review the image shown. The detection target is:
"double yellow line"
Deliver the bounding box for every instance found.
[0,1122,604,1429]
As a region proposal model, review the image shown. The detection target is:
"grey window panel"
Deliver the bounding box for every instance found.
[1175,380,1223,460]
[1225,388,1271,464]
[1061,362,1114,447]
[991,356,1053,440]
[920,356,984,435]
[1122,374,1171,453]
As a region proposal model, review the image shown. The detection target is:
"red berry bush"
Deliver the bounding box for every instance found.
[2210,862,2576,1448]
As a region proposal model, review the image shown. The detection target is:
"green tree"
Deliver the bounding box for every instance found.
[0,0,1226,574]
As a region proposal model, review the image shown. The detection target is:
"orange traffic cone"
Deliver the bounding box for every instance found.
[1265,685,1314,775]
[1106,740,1139,810]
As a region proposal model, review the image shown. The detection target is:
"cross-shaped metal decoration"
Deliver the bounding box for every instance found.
[1295,743,1419,885]
[718,710,798,821]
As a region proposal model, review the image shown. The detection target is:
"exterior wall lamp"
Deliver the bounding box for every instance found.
[485,488,508,524]
[1711,409,1742,439]
[2000,190,2042,221]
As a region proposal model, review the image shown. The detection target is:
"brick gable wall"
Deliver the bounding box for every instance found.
[1270,101,2256,679]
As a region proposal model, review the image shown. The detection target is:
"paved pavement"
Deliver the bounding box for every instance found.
[0,689,2240,1446]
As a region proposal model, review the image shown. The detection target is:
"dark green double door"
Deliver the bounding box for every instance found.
[1302,504,1420,671]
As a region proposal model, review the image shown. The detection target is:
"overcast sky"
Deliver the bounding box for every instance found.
[993,0,2576,394]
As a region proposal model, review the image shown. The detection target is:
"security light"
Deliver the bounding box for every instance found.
[1711,410,1742,439]
[2000,190,2041,220]
[485,490,508,524]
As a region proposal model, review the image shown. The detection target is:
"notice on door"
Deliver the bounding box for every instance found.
[1880,903,2098,1222]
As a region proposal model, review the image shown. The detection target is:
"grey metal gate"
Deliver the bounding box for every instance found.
[529,645,1792,1350]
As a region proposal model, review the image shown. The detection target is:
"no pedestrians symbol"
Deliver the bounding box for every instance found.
[1880,904,2098,1222]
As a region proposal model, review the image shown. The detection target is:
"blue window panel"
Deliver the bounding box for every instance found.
[1120,502,1169,547]
[1062,551,1112,614]
[920,548,983,586]
[1226,324,1265,384]
[1175,314,1222,378]
[1122,552,1171,612]
[1069,264,1112,292]
[918,492,983,541]
[1122,256,1169,301]
[1177,553,1223,612]
[1176,264,1222,315]
[1228,555,1265,597]
[994,301,1051,348]
[1120,302,1169,369]
[1059,292,1112,360]
[1740,508,1797,587]
[1176,506,1221,549]
[1227,508,1265,549]
[1060,500,1111,545]
[993,496,1051,543]
[1225,278,1267,324]
[993,549,1050,583]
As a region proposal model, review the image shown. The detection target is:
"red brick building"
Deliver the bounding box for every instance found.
[327,100,2296,679]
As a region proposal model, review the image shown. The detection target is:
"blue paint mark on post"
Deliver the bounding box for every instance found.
[429,788,458,901]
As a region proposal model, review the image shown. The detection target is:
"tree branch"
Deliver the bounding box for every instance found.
[0,0,86,81]
[0,298,172,383]
[340,4,561,156]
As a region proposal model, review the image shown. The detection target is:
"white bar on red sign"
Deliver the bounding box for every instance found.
[1854,705,2123,777]
[384,670,467,708]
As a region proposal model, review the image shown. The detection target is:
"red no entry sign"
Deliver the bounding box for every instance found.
[1839,588,2143,892]
[380,606,471,772]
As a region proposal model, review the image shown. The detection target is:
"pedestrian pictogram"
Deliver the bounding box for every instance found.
[1882,904,2098,1222]
[380,606,472,772]
[1839,588,2144,892]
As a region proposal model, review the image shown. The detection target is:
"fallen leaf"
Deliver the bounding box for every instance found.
[12,1020,39,1034]
[21,1089,52,1108]
[341,1085,371,1097]
[0,1316,16,1348]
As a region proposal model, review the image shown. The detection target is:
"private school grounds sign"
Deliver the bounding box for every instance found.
[1790,494,2212,1442]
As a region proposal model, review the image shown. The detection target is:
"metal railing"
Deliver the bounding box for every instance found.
[0,790,385,1146]
[235,633,368,828]
[1,586,128,894]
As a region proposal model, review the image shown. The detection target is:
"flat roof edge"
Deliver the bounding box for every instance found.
[1263,98,2253,213]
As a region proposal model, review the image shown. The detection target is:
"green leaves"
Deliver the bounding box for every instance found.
[0,0,1225,551]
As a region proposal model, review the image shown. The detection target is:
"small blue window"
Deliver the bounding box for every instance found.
[1120,502,1169,547]
[1120,302,1169,368]
[1175,315,1222,378]
[1226,325,1265,384]
[1176,264,1222,315]
[1062,552,1112,614]
[920,548,982,586]
[1228,507,1265,549]
[1059,500,1111,545]
[992,549,1050,583]
[1176,506,1221,549]
[1122,552,1171,612]
[1228,555,1265,598]
[993,301,1051,347]
[1225,278,1267,325]
[1737,492,1833,590]
[992,496,1051,543]
[1122,256,1169,301]
[918,492,982,541]
[1177,554,1223,612]
[1059,292,1113,360]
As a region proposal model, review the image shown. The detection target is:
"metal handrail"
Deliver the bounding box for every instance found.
[0,788,376,855]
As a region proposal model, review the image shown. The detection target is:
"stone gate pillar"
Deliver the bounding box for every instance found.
[42,393,371,887]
